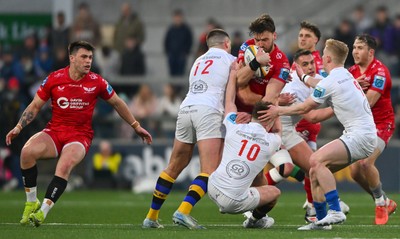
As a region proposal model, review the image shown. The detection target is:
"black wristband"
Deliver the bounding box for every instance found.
[301,74,308,82]
[249,58,261,71]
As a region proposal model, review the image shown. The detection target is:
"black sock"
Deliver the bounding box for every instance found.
[44,176,68,203]
[21,165,38,188]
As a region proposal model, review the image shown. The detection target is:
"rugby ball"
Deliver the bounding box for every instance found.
[244,45,269,78]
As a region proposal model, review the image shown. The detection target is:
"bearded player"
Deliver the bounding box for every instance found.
[6,41,152,227]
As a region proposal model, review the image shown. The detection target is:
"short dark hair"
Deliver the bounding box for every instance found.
[249,14,275,35]
[293,49,312,62]
[251,101,273,119]
[68,41,95,55]
[355,34,377,50]
[300,21,321,42]
[206,29,229,47]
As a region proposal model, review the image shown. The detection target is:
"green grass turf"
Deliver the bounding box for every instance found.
[0,190,398,239]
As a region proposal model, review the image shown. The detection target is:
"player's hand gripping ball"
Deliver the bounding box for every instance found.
[244,45,269,78]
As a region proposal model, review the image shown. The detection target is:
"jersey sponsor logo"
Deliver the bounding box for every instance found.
[279,68,290,81]
[228,113,237,124]
[56,97,89,109]
[106,84,113,95]
[57,97,69,109]
[41,77,48,86]
[226,159,250,179]
[313,86,326,98]
[83,86,96,93]
[190,80,208,94]
[373,75,386,90]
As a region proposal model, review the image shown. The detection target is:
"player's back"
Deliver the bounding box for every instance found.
[180,48,236,113]
[210,113,281,200]
[312,67,375,134]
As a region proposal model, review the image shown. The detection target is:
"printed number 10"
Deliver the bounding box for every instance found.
[238,139,260,161]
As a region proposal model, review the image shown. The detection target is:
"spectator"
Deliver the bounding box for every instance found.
[164,9,193,76]
[33,46,54,78]
[231,30,244,57]
[70,2,101,46]
[368,6,395,57]
[120,35,146,76]
[155,83,182,138]
[195,18,221,58]
[333,19,356,67]
[392,14,400,77]
[16,33,38,60]
[94,45,120,78]
[0,47,25,86]
[52,47,69,71]
[119,84,158,139]
[113,2,145,53]
[51,11,70,54]
[351,5,372,34]
[91,140,122,188]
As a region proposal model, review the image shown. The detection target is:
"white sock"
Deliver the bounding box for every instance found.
[269,168,285,184]
[25,187,37,202]
[375,195,386,206]
[41,198,54,218]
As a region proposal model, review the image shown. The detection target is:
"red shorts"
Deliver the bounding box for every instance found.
[295,119,321,143]
[376,121,395,145]
[42,128,93,156]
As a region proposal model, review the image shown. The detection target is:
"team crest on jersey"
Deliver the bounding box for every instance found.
[106,84,113,95]
[41,77,48,86]
[372,75,385,90]
[89,73,98,79]
[240,42,248,52]
[83,86,96,93]
[279,68,290,82]
[226,160,250,179]
[227,113,237,124]
[313,86,326,98]
[190,80,208,94]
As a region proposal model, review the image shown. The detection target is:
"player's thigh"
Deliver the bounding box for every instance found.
[175,106,196,144]
[21,132,57,160]
[311,139,349,171]
[289,141,312,171]
[256,185,281,206]
[197,138,223,174]
[165,139,194,178]
[194,106,225,141]
[55,142,86,178]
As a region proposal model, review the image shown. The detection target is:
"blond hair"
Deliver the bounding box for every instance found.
[325,39,348,65]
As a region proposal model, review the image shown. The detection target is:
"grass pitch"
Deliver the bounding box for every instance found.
[0,190,398,239]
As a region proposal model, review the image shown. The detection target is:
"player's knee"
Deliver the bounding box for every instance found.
[272,187,281,199]
[282,163,294,177]
[270,149,293,166]
[20,145,41,161]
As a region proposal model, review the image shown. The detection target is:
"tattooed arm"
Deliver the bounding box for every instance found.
[6,94,47,145]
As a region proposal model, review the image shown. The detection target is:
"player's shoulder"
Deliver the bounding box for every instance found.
[371,59,390,76]
[270,44,289,64]
[348,64,359,73]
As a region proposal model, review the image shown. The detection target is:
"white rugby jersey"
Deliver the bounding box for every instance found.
[280,72,323,126]
[209,112,281,200]
[311,67,376,133]
[180,48,236,113]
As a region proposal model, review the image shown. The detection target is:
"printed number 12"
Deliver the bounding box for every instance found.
[194,60,213,76]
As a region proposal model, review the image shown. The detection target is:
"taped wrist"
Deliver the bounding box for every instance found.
[249,58,261,71]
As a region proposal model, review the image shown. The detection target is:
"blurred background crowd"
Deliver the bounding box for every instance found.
[1,0,400,190]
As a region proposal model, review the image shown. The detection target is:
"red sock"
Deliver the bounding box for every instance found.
[304,177,313,203]
[265,172,277,185]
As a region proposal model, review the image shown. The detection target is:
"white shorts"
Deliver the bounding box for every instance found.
[175,105,225,144]
[340,131,377,163]
[281,123,304,150]
[208,182,260,214]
